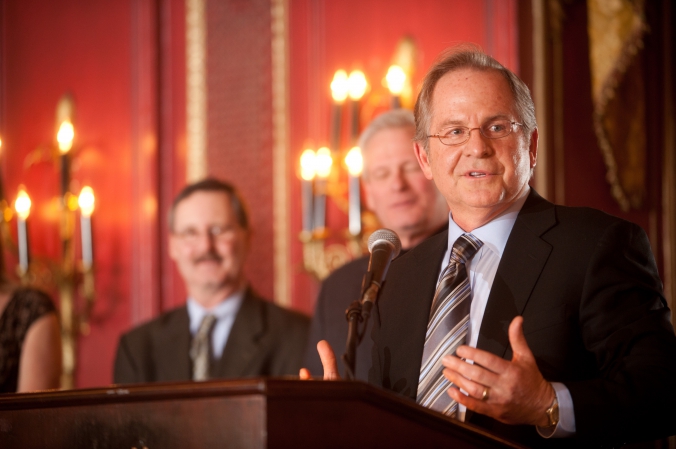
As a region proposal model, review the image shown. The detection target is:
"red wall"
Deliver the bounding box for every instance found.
[1,0,188,388]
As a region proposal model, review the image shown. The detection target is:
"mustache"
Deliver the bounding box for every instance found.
[193,251,223,264]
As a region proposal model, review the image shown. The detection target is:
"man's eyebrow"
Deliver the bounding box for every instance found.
[436,113,513,130]
[483,113,512,122]
[435,118,466,129]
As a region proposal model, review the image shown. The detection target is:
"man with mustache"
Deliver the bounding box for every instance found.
[114,179,309,384]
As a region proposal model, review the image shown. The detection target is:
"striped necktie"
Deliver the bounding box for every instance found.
[190,314,217,381]
[417,233,483,417]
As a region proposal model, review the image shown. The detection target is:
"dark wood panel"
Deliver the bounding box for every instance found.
[0,379,522,449]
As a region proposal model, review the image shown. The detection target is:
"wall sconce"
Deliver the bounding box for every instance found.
[13,93,98,389]
[299,38,417,280]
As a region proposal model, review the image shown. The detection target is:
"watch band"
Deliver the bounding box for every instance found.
[545,395,560,428]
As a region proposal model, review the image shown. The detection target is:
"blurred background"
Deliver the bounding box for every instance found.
[0,0,672,389]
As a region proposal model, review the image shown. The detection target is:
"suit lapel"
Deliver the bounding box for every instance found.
[212,290,265,378]
[477,190,557,359]
[155,307,192,380]
[384,231,448,397]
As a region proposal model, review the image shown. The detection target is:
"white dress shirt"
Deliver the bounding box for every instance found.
[438,187,575,437]
[187,290,245,359]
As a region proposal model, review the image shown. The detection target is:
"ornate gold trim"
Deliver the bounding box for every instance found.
[587,0,647,211]
[186,0,207,182]
[532,0,549,200]
[271,0,291,307]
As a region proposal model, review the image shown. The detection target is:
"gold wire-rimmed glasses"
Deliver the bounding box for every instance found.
[427,119,523,146]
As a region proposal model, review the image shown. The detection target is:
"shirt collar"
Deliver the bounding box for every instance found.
[187,289,246,334]
[447,187,530,258]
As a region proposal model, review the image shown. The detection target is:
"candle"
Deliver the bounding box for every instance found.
[299,150,316,233]
[347,71,367,143]
[14,188,31,274]
[313,147,333,231]
[386,65,406,109]
[78,186,95,267]
[330,70,348,152]
[345,147,363,236]
[57,120,74,196]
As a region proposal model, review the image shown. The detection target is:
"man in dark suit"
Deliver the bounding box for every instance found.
[114,179,309,384]
[313,47,676,446]
[368,47,676,446]
[303,109,448,380]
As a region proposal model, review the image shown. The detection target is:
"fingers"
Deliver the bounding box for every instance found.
[299,368,311,380]
[447,385,492,415]
[317,340,340,380]
[442,355,498,385]
[507,316,535,362]
[443,366,490,400]
[454,345,508,375]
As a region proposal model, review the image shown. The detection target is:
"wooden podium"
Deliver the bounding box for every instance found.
[0,378,524,448]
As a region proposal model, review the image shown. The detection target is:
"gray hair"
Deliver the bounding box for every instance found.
[414,44,537,152]
[357,109,415,154]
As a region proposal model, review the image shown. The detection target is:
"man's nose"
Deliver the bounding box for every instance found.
[464,128,491,157]
[390,169,409,191]
[195,231,216,250]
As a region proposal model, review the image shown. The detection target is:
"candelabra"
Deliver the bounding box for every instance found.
[10,93,97,389]
[299,38,417,280]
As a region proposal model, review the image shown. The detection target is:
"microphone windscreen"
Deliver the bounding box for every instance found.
[367,229,402,259]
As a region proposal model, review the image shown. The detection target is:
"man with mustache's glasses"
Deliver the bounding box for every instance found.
[114,179,309,384]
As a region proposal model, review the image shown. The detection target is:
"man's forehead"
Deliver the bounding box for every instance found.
[173,191,234,224]
[430,68,514,120]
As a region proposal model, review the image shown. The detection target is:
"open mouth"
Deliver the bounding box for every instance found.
[468,171,488,178]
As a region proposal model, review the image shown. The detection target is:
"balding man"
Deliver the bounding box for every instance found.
[367,47,676,446]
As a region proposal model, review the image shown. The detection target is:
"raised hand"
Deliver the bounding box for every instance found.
[299,340,341,380]
[441,316,554,426]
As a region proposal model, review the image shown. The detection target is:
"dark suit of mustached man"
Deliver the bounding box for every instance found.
[115,179,308,384]
[308,46,676,448]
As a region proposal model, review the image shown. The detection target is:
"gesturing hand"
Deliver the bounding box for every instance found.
[299,340,341,380]
[441,316,554,426]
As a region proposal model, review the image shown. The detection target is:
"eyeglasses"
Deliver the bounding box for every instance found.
[173,225,235,245]
[427,120,523,146]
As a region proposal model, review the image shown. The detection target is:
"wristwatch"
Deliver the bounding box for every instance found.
[544,396,559,428]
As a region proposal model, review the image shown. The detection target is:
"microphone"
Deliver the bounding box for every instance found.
[361,229,402,318]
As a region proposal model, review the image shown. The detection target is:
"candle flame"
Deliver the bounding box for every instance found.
[315,147,333,179]
[345,147,363,176]
[300,149,317,181]
[386,65,407,95]
[347,70,367,100]
[330,70,349,103]
[57,120,75,154]
[15,189,31,220]
[78,186,95,217]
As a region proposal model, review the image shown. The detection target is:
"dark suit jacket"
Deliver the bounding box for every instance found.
[303,256,371,380]
[370,190,676,447]
[114,289,309,383]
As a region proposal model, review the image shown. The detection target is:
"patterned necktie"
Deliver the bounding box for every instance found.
[190,314,216,381]
[417,233,483,417]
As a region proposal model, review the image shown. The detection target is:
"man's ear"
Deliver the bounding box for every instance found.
[529,128,538,168]
[414,141,434,180]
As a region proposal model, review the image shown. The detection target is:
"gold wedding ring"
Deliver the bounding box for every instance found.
[481,386,490,401]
